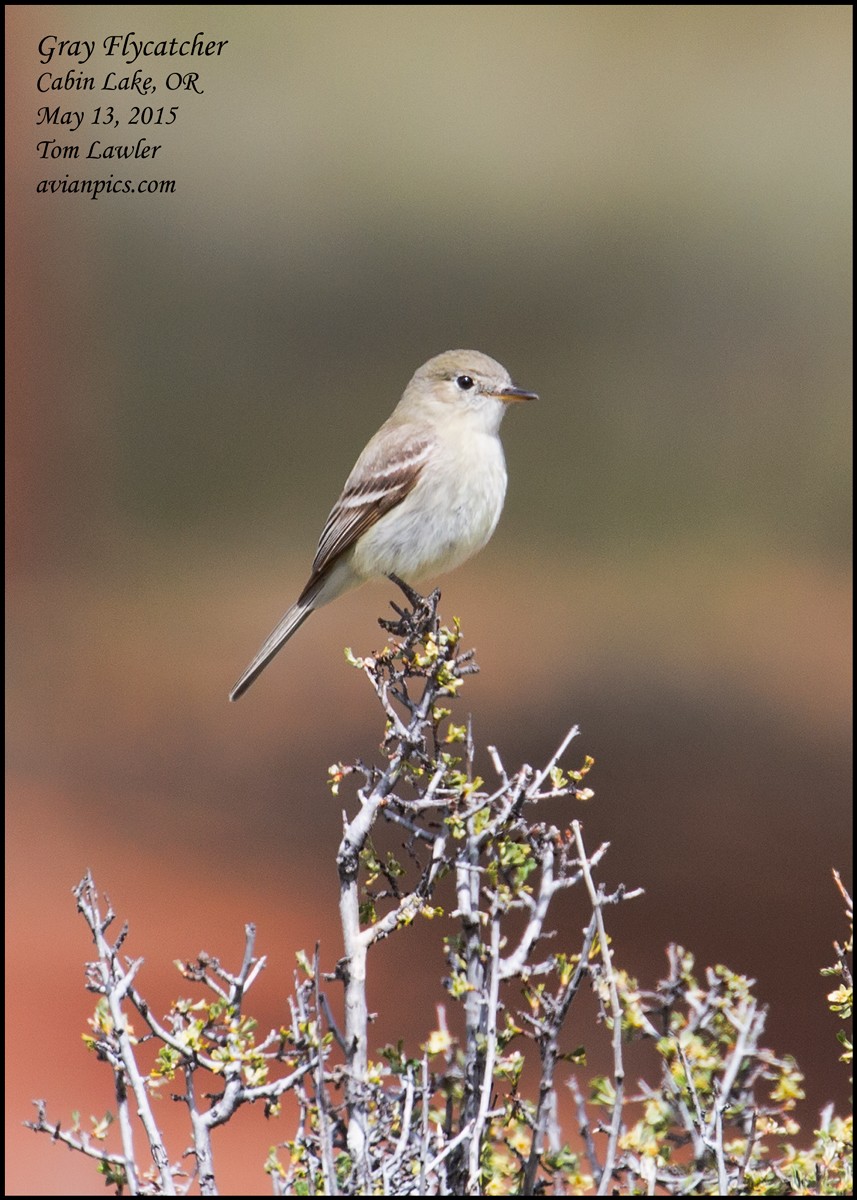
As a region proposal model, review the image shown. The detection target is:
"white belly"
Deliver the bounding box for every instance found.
[351,434,508,583]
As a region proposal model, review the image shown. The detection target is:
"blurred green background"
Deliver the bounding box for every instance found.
[7,5,851,1194]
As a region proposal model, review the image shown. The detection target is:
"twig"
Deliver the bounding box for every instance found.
[568,1075,602,1182]
[76,873,175,1195]
[572,822,625,1196]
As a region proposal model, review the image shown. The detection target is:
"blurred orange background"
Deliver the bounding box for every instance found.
[6,5,851,1194]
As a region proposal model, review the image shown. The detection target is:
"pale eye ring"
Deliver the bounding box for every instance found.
[456,375,475,391]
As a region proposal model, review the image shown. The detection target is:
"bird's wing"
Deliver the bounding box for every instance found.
[300,430,433,600]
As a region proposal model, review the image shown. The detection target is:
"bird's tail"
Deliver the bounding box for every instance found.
[229,598,315,701]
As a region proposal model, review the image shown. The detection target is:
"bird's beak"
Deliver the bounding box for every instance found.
[494,383,539,404]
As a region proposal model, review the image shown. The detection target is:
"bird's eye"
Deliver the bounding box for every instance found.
[456,375,475,391]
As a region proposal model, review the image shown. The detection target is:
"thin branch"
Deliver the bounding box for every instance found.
[467,913,502,1192]
[25,1101,128,1167]
[572,822,625,1197]
[75,873,175,1195]
[528,726,581,795]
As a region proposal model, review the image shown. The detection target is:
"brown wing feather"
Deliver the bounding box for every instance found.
[299,437,431,601]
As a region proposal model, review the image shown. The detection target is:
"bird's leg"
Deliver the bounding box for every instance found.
[379,574,441,637]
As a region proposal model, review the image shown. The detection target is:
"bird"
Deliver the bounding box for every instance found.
[229,349,537,700]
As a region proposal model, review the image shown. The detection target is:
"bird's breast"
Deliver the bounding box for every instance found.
[350,433,508,582]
